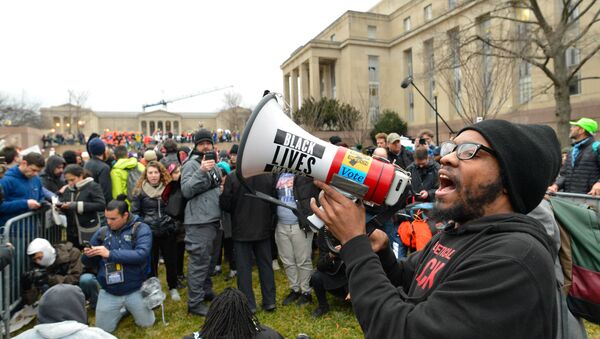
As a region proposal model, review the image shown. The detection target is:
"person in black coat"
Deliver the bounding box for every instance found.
[310,228,348,318]
[161,163,187,288]
[220,172,277,313]
[406,146,440,202]
[60,165,106,248]
[40,155,66,194]
[131,160,180,300]
[84,137,112,204]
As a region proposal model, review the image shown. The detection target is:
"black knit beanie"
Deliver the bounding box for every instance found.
[193,129,213,146]
[458,119,561,214]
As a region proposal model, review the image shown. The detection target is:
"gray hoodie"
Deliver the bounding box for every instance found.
[180,154,221,225]
[15,321,116,339]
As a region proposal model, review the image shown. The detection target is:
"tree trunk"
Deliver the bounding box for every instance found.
[553,52,572,147]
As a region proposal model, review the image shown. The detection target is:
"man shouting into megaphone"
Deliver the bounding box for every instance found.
[310,120,560,339]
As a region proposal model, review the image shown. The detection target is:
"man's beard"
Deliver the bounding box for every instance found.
[431,176,504,224]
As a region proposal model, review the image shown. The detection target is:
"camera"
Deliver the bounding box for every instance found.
[22,268,48,289]
[419,138,427,145]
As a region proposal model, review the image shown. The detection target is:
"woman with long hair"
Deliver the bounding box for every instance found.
[161,163,187,288]
[183,288,283,339]
[131,161,180,301]
[60,164,106,248]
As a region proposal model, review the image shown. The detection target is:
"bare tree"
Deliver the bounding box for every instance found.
[67,90,89,134]
[0,92,43,128]
[219,91,250,132]
[474,0,600,145]
[435,17,516,125]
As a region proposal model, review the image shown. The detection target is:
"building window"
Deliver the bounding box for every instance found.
[478,15,492,112]
[368,55,380,122]
[368,25,377,40]
[449,28,462,114]
[404,49,414,121]
[448,0,457,9]
[424,39,436,119]
[404,17,412,32]
[567,47,581,95]
[519,61,532,103]
[424,4,433,21]
[330,34,336,41]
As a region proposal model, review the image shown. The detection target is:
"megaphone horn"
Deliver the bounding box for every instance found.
[237,93,410,207]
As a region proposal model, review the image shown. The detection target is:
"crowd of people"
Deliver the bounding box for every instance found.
[0,116,599,338]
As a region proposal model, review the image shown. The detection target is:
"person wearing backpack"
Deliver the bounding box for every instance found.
[110,146,145,207]
[131,161,180,301]
[81,197,154,333]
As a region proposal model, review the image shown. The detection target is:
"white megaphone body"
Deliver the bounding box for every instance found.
[237,93,410,230]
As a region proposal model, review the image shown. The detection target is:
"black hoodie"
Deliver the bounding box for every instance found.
[40,155,66,194]
[340,213,557,339]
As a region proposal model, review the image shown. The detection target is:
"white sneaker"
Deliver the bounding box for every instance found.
[272,259,280,271]
[170,288,181,301]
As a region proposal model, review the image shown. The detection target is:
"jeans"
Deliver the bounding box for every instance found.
[79,273,99,308]
[185,223,217,313]
[234,238,276,311]
[275,223,314,293]
[95,289,155,333]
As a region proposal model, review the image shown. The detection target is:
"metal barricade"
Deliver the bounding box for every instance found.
[0,209,63,338]
[548,191,600,220]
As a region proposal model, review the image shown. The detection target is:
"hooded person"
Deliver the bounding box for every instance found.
[14,284,116,339]
[22,238,84,305]
[310,119,562,338]
[160,139,179,168]
[39,155,66,194]
[110,145,145,205]
[84,137,113,204]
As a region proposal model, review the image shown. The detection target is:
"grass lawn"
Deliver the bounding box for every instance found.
[15,260,600,338]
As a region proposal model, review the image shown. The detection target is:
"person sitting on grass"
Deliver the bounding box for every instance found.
[183,288,283,339]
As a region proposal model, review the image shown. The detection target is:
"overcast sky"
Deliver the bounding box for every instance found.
[1,0,374,114]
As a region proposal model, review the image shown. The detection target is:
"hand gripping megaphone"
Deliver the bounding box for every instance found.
[237,93,410,231]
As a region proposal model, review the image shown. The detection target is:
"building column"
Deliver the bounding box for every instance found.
[283,74,291,107]
[291,68,299,113]
[60,116,65,134]
[334,59,341,99]
[300,62,309,103]
[323,64,332,98]
[309,56,320,100]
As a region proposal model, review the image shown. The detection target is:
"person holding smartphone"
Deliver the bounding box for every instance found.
[180,129,222,316]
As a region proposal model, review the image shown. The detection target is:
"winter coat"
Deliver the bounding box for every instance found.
[110,157,145,202]
[84,157,113,204]
[555,137,600,193]
[22,242,84,305]
[180,154,221,225]
[81,215,152,296]
[340,213,557,339]
[387,146,414,170]
[39,155,66,194]
[406,160,440,202]
[0,166,44,225]
[15,321,116,339]
[220,172,276,241]
[61,177,106,243]
[131,182,167,234]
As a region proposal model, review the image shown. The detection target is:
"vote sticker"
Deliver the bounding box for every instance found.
[338,150,372,183]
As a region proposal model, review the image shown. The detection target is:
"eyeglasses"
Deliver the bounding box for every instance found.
[440,141,496,160]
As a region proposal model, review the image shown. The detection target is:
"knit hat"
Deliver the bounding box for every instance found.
[193,129,213,145]
[329,135,342,145]
[88,138,106,157]
[37,284,87,324]
[569,117,598,134]
[458,119,561,214]
[144,150,157,162]
[229,144,239,155]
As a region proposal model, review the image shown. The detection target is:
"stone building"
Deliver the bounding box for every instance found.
[40,103,249,137]
[281,0,600,141]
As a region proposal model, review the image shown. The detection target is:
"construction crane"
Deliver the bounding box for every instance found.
[142,85,233,111]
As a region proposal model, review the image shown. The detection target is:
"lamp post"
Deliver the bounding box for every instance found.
[401,76,455,143]
[433,91,439,145]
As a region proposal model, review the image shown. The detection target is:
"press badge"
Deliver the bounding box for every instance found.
[105,263,124,285]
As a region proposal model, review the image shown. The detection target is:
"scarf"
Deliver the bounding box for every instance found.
[142,181,165,198]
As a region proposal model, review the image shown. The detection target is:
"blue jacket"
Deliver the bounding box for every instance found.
[81,215,152,296]
[0,166,44,225]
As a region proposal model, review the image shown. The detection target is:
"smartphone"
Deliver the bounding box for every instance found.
[204,151,216,161]
[83,242,92,249]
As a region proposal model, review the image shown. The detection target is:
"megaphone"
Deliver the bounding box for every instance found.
[237,93,410,215]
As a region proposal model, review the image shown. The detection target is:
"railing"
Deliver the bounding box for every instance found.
[547,191,600,219]
[0,209,63,338]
